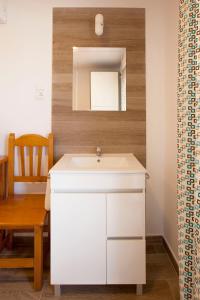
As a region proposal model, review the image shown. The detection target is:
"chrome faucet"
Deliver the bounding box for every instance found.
[96,146,102,157]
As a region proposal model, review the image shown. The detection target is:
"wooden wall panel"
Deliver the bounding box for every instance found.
[52,8,146,165]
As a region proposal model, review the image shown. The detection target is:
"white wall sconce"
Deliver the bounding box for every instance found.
[95,14,104,36]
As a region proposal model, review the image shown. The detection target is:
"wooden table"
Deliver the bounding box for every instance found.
[0,156,8,200]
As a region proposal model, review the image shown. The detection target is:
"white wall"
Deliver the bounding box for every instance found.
[0,0,52,155]
[0,0,178,249]
[163,0,179,261]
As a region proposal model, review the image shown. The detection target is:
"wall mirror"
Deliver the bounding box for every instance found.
[72,47,126,111]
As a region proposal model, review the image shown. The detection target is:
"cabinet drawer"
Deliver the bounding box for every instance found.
[107,240,146,284]
[107,193,145,237]
[51,173,145,192]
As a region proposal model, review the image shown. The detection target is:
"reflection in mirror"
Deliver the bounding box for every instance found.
[73,47,126,111]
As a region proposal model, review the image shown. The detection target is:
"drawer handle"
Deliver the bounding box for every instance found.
[107,237,144,241]
[52,188,144,194]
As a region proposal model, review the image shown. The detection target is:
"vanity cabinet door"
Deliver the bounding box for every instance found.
[51,193,106,284]
[107,240,146,284]
[107,193,145,237]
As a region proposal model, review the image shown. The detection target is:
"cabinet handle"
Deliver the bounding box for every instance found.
[52,188,144,194]
[107,237,144,240]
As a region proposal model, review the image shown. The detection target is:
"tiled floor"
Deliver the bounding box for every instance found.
[0,237,179,300]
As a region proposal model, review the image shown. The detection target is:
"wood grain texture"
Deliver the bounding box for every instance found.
[0,258,34,268]
[34,226,43,290]
[0,134,54,291]
[8,133,54,194]
[0,156,8,200]
[52,8,146,165]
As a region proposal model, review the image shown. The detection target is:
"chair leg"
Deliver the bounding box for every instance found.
[0,230,6,252]
[6,230,14,250]
[34,225,43,290]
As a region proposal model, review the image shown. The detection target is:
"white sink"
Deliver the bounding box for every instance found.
[68,156,129,169]
[50,153,146,193]
[50,153,146,173]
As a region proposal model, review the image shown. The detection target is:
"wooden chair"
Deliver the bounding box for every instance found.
[0,133,53,290]
[0,156,8,201]
[0,156,8,251]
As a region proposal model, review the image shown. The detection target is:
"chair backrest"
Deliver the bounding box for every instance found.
[8,133,53,195]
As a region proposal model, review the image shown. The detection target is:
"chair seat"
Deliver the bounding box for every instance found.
[0,194,46,228]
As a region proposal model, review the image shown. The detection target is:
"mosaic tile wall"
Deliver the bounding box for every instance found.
[177,0,200,299]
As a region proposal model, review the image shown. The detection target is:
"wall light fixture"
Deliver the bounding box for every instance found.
[95,14,104,36]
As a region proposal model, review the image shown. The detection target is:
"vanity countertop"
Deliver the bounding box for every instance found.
[50,153,146,174]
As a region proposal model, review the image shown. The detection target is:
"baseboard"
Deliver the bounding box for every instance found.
[162,237,179,275]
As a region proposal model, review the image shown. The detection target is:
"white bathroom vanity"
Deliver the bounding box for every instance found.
[50,153,146,296]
